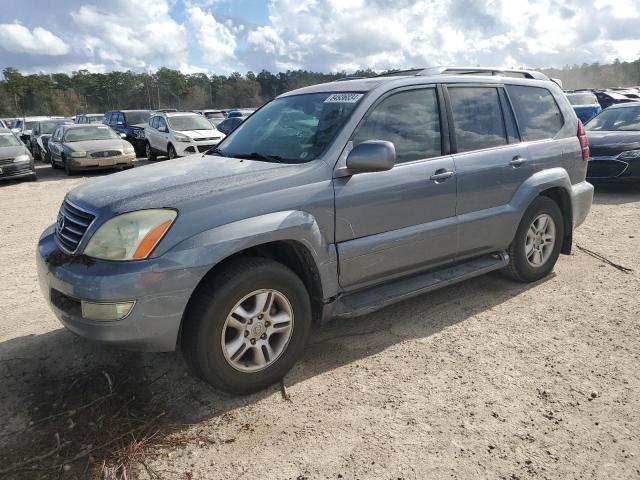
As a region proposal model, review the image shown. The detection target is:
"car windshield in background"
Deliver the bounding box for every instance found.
[87,115,104,123]
[124,111,150,125]
[208,118,224,127]
[0,133,21,147]
[214,92,364,163]
[585,106,640,132]
[168,115,214,131]
[41,120,72,134]
[25,121,39,129]
[64,126,120,142]
[205,112,225,119]
[567,93,598,106]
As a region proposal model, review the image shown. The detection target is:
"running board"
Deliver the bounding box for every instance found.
[332,251,509,319]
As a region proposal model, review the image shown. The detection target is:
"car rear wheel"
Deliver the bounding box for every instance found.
[505,196,564,283]
[145,142,157,161]
[168,144,177,160]
[181,257,312,394]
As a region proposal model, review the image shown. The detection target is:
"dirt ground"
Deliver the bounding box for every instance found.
[0,161,639,480]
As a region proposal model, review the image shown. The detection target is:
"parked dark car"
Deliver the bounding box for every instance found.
[566,92,602,123]
[585,102,640,182]
[593,90,634,110]
[103,110,150,156]
[216,116,244,135]
[30,118,74,161]
[0,128,35,181]
[76,114,105,124]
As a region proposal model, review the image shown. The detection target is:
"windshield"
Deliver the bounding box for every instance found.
[0,133,21,147]
[124,111,150,125]
[585,106,640,132]
[25,121,39,130]
[40,120,72,134]
[64,126,121,142]
[87,115,104,123]
[567,93,598,106]
[205,112,225,119]
[208,118,224,127]
[214,92,364,163]
[167,115,213,131]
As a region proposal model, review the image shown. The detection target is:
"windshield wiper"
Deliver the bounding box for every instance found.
[235,152,285,163]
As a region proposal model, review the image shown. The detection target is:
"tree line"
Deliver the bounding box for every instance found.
[1,58,638,117]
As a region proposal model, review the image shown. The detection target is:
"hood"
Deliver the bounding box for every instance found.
[66,139,129,152]
[67,154,315,214]
[586,131,640,156]
[0,145,28,160]
[177,130,223,140]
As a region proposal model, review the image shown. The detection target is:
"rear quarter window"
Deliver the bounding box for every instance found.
[506,85,564,141]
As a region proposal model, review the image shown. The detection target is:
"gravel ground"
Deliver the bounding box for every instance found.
[0,161,639,479]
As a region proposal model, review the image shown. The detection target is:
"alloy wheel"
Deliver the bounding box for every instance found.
[221,289,294,372]
[525,213,556,267]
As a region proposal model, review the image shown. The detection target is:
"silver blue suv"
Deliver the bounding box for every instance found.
[37,67,594,394]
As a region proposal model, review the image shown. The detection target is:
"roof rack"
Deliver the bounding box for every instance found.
[417,66,550,80]
[334,76,369,82]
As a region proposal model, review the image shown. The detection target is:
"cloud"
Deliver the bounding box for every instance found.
[243,0,640,72]
[0,23,70,55]
[187,6,239,72]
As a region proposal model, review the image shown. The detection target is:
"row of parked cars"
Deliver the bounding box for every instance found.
[0,107,254,180]
[563,87,640,183]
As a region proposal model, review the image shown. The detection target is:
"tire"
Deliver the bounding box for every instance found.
[145,142,157,161]
[63,156,74,176]
[33,145,41,162]
[44,151,52,165]
[50,155,60,169]
[168,144,177,160]
[505,196,564,283]
[181,257,312,394]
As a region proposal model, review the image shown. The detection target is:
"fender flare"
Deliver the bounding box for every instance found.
[168,210,339,299]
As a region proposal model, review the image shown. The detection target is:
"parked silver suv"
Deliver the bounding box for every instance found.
[37,67,593,394]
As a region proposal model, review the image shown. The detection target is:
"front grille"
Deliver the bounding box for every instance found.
[90,150,121,158]
[0,158,13,166]
[198,137,220,141]
[55,200,96,253]
[197,145,214,153]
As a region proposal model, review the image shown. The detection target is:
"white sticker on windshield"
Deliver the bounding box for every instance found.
[324,93,364,103]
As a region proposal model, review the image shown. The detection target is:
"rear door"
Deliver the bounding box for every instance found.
[147,116,159,150]
[156,117,169,153]
[334,86,458,291]
[445,85,532,260]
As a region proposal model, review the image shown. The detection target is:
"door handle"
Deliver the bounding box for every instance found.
[509,155,527,167]
[430,169,455,182]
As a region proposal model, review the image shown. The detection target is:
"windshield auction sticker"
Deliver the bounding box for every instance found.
[324,93,364,103]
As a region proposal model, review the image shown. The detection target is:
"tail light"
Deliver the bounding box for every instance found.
[577,120,590,160]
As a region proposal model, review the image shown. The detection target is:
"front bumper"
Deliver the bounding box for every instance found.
[587,156,640,183]
[0,160,35,180]
[175,141,221,157]
[69,153,135,171]
[36,226,208,351]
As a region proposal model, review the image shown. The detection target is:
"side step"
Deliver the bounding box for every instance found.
[333,251,509,319]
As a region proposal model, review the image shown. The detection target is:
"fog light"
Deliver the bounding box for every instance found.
[81,301,135,321]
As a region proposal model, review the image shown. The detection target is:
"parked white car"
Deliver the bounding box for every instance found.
[144,112,225,160]
[12,116,51,146]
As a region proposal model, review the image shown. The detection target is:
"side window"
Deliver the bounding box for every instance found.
[506,85,563,141]
[353,88,441,163]
[448,87,507,153]
[104,113,112,124]
[116,113,124,125]
[151,116,159,129]
[52,128,61,141]
[157,117,167,131]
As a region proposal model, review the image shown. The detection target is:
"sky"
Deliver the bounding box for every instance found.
[0,0,638,75]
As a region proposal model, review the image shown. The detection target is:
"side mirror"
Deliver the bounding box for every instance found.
[345,140,396,173]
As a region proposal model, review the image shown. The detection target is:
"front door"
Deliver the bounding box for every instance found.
[334,86,458,291]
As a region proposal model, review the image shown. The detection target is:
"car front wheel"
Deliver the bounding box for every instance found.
[505,196,564,283]
[182,257,312,394]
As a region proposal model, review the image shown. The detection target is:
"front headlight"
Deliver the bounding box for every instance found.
[124,146,135,154]
[174,133,191,142]
[84,209,177,261]
[617,149,640,160]
[14,154,30,163]
[70,151,87,158]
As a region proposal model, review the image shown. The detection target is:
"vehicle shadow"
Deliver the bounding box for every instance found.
[0,271,548,478]
[592,182,640,205]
